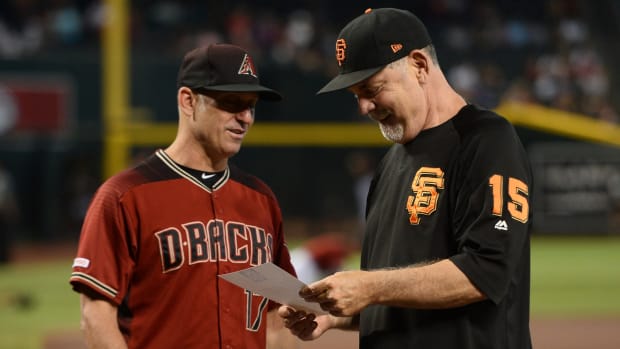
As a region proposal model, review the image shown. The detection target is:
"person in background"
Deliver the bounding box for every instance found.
[290,233,357,284]
[0,162,19,263]
[345,151,375,234]
[70,43,298,349]
[280,8,533,349]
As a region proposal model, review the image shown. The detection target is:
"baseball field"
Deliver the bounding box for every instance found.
[0,235,619,349]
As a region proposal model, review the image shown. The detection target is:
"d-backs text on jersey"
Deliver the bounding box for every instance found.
[155,219,273,273]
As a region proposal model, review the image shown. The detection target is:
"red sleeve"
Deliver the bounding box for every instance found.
[70,171,140,305]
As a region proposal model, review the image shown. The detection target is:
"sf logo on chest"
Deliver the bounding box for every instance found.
[406,167,445,225]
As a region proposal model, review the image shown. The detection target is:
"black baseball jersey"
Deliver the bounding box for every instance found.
[70,150,296,349]
[360,104,532,349]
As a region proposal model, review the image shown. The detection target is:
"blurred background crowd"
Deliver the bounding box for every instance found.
[0,0,619,260]
[1,0,618,121]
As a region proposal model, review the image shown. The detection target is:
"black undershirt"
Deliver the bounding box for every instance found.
[176,164,225,188]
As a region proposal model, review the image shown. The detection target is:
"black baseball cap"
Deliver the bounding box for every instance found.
[317,8,432,94]
[177,43,282,101]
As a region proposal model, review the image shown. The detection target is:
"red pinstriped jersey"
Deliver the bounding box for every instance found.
[360,104,532,349]
[70,149,296,349]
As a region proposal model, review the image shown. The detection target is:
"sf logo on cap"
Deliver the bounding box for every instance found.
[238,53,257,78]
[336,39,347,66]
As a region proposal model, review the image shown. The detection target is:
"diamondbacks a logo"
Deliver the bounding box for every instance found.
[238,54,257,77]
[336,39,347,66]
[406,167,445,225]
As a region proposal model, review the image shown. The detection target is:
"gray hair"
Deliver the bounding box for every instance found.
[387,44,440,69]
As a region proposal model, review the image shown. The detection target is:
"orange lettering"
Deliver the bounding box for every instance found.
[336,39,347,66]
[406,167,445,225]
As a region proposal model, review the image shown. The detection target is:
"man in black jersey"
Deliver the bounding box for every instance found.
[280,8,533,349]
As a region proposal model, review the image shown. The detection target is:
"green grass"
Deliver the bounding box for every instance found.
[531,236,620,317]
[0,259,80,349]
[0,236,619,348]
[343,236,620,317]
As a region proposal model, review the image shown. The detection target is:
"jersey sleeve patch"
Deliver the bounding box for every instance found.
[72,257,90,268]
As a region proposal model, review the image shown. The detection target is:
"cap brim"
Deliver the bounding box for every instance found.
[317,66,384,95]
[203,84,282,101]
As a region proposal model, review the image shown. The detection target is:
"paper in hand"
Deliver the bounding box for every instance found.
[219,262,326,314]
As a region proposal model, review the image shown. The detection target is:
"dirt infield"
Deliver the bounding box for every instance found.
[298,318,620,349]
[44,319,620,349]
[10,243,620,349]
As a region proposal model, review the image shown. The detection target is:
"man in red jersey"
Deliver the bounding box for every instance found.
[70,43,298,349]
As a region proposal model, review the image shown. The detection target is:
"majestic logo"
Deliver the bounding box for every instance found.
[494,220,509,231]
[238,54,257,77]
[336,39,347,66]
[406,167,445,225]
[390,44,403,53]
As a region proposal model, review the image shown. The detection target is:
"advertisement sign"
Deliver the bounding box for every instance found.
[530,142,620,234]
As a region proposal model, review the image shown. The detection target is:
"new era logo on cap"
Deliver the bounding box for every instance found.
[391,44,403,53]
[317,8,432,94]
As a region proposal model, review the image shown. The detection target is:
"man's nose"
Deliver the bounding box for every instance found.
[236,107,255,123]
[357,97,375,116]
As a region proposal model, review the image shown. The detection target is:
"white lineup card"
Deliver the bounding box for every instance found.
[219,262,326,314]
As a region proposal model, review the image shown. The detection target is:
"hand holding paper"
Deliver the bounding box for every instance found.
[219,262,326,314]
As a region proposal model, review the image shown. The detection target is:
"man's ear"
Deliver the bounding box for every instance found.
[409,50,429,82]
[178,87,195,116]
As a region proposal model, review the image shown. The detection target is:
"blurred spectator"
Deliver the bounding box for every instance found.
[581,95,620,124]
[64,158,98,236]
[345,151,375,232]
[226,4,256,54]
[46,0,84,46]
[448,62,480,103]
[477,63,507,108]
[0,0,44,58]
[289,233,357,284]
[0,85,17,134]
[0,162,19,263]
[501,78,536,104]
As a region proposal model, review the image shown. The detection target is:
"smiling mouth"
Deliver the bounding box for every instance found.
[227,129,246,139]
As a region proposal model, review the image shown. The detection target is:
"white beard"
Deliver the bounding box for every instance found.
[379,123,404,143]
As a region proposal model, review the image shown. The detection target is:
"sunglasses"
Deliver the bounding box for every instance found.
[194,89,258,114]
